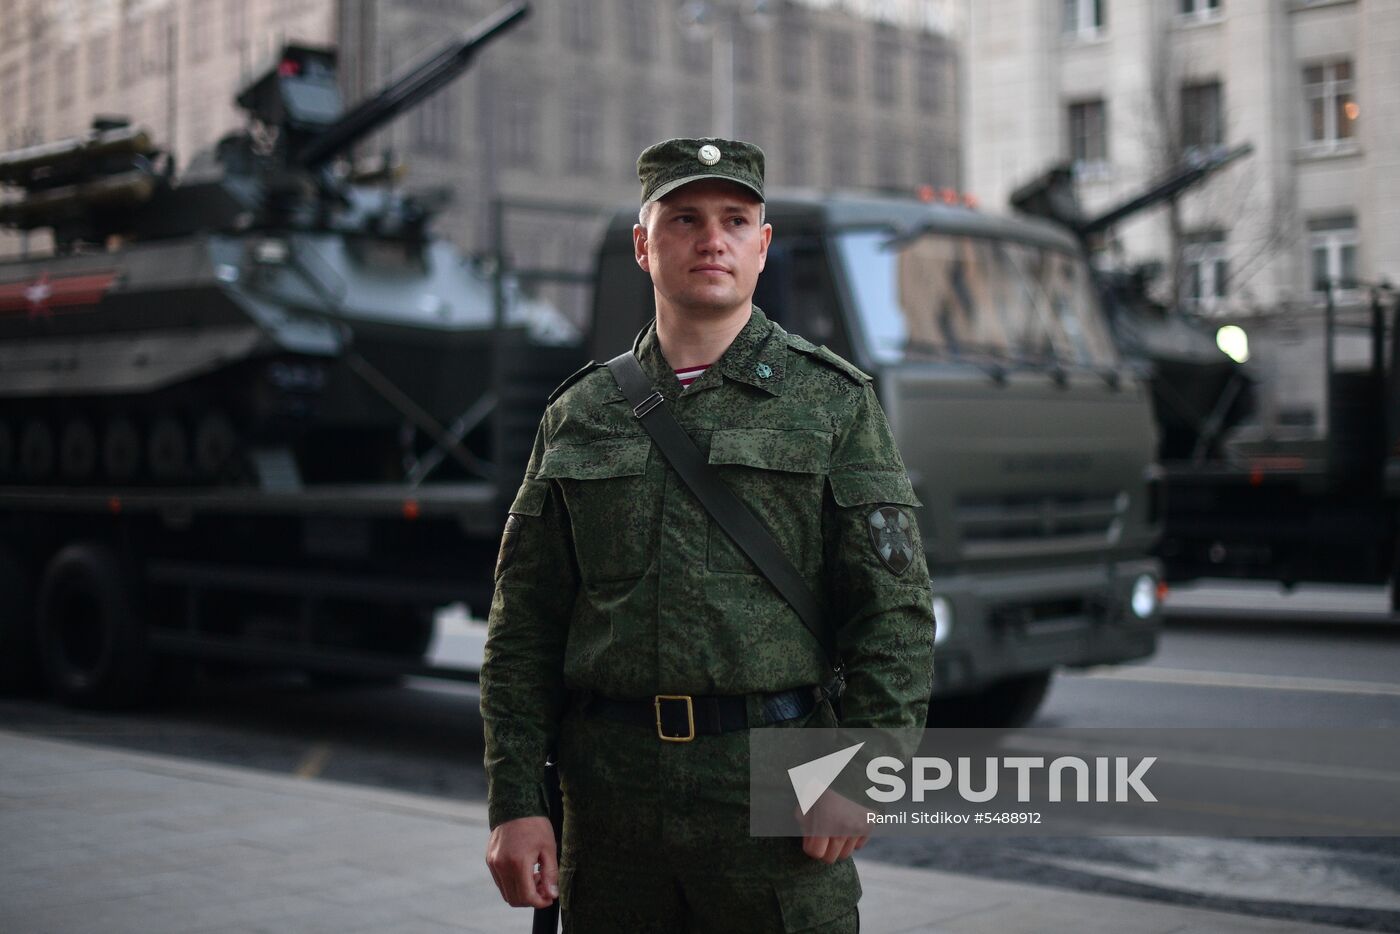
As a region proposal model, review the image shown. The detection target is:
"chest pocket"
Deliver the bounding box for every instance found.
[706,427,831,576]
[537,437,654,583]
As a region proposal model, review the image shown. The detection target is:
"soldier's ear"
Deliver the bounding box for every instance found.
[633,224,650,272]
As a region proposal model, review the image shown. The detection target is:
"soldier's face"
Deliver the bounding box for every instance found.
[634,180,771,319]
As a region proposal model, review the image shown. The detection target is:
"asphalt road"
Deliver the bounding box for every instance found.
[2,610,1400,930]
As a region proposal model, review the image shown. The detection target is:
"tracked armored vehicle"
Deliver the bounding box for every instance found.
[0,2,574,491]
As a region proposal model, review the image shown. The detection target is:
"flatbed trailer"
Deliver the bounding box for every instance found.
[0,481,507,704]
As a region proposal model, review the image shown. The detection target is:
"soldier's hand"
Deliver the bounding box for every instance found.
[486,816,559,908]
[797,789,871,865]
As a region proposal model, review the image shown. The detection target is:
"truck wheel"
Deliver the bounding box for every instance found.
[36,543,151,708]
[147,417,188,480]
[19,419,55,481]
[0,420,13,478]
[60,419,99,481]
[0,545,40,695]
[927,672,1053,728]
[103,417,141,481]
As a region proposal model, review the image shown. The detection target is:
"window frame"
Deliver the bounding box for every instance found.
[1301,59,1358,152]
[1062,0,1106,41]
[1308,217,1360,301]
[1181,230,1229,312]
[1067,98,1109,178]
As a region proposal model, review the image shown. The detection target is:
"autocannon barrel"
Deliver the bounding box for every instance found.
[293,1,529,171]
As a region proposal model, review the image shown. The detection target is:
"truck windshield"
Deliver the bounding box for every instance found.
[834,228,1118,369]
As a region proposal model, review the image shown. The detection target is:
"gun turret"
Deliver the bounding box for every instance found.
[234,2,529,172]
[1010,143,1253,245]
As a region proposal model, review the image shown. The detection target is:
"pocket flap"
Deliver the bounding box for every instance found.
[709,428,831,474]
[537,438,650,480]
[829,467,921,507]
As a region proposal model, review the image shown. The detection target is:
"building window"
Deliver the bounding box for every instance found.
[625,105,656,176]
[872,27,899,104]
[680,27,709,73]
[917,41,943,111]
[829,129,858,186]
[1308,216,1358,295]
[733,24,759,83]
[1063,0,1105,39]
[412,90,455,157]
[121,18,142,85]
[1181,81,1224,154]
[1179,0,1222,21]
[780,23,808,91]
[566,97,601,176]
[87,34,107,98]
[783,117,809,187]
[1183,230,1228,310]
[224,0,246,54]
[621,0,653,62]
[501,97,538,169]
[876,132,903,188]
[1068,99,1108,175]
[564,0,598,51]
[826,31,854,99]
[1303,60,1357,149]
[190,0,213,62]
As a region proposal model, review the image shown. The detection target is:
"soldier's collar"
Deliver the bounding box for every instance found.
[636,306,787,397]
[716,306,786,396]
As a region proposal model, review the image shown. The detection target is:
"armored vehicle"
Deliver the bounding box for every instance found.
[0,2,574,492]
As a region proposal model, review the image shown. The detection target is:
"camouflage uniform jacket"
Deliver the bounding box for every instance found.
[481,307,934,828]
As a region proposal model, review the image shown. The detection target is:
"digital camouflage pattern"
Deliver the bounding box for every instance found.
[481,307,934,931]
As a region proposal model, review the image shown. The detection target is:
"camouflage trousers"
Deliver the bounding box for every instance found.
[556,701,861,934]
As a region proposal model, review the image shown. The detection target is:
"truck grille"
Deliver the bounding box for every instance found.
[955,491,1126,558]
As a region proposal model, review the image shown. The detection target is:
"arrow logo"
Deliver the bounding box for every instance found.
[788,742,865,815]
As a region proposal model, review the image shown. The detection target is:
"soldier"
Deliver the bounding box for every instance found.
[482,137,934,932]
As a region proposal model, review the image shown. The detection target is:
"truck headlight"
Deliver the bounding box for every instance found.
[1130,574,1159,619]
[933,595,953,645]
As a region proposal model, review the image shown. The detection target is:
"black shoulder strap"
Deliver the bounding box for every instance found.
[605,351,837,671]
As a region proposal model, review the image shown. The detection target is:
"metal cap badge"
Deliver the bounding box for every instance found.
[637,137,765,204]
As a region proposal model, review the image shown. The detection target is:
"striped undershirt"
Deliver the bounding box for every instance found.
[674,364,712,388]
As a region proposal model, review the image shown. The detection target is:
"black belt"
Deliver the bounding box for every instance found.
[581,685,827,742]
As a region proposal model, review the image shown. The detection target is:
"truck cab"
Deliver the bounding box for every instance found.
[592,192,1163,726]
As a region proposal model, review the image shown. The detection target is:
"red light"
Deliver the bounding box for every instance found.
[1249,468,1263,486]
[940,188,958,204]
[402,499,421,520]
[1156,580,1169,602]
[916,184,936,203]
[962,193,979,209]
[278,59,301,77]
[107,496,122,515]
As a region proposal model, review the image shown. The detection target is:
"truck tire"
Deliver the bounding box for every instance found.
[36,543,151,708]
[0,545,40,695]
[926,671,1053,728]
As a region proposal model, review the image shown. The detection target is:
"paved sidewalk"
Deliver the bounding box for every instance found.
[0,730,1357,934]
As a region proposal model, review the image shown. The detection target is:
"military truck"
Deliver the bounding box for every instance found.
[593,192,1164,726]
[1009,147,1400,609]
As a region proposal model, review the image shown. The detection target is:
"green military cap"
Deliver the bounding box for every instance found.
[637,137,765,204]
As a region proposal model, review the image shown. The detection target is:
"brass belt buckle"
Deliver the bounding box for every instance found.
[655,695,695,742]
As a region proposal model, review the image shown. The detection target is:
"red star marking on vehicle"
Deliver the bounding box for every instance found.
[24,271,53,318]
[0,269,117,318]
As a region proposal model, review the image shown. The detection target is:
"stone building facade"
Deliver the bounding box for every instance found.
[2,0,961,286]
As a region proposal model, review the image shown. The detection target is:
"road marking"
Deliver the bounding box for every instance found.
[293,743,333,779]
[1077,665,1400,698]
